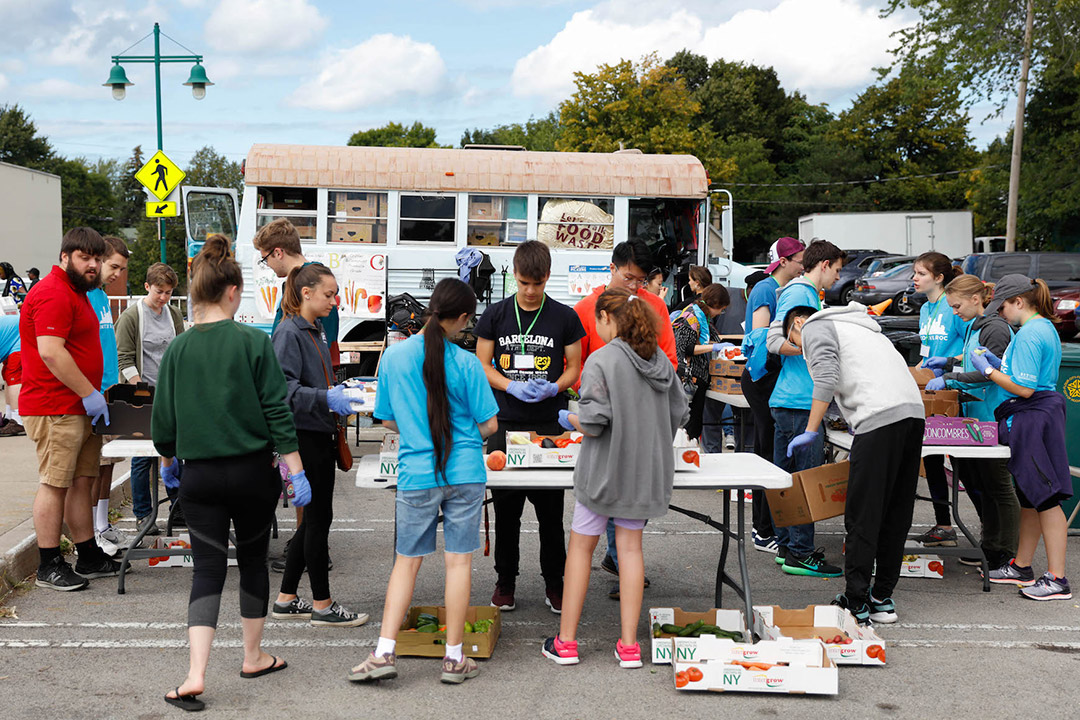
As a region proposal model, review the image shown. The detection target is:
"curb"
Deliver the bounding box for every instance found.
[0,471,132,601]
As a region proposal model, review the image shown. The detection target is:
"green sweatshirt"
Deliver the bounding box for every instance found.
[152,319,299,459]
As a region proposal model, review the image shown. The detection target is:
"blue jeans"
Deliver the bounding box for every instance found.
[771,407,825,557]
[605,519,618,567]
[701,399,734,454]
[131,456,178,520]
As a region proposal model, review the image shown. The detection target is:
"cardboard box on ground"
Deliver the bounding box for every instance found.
[754,605,886,666]
[766,461,848,528]
[147,535,237,568]
[649,607,746,665]
[396,606,501,658]
[901,554,945,579]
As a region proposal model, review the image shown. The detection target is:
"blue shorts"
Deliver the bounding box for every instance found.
[395,482,486,557]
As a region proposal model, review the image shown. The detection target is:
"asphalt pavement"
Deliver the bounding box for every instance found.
[1,449,1078,719]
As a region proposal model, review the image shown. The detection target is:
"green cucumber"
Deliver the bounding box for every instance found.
[417,624,440,633]
[660,624,683,635]
[652,622,663,638]
[678,620,705,637]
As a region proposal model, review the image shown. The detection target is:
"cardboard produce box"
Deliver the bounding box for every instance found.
[649,607,746,664]
[336,194,381,218]
[332,220,376,243]
[922,389,960,417]
[754,605,886,666]
[923,417,998,446]
[909,366,937,388]
[505,431,582,468]
[766,461,848,528]
[671,633,837,695]
[900,554,944,579]
[147,535,237,568]
[93,382,153,437]
[709,376,742,394]
[397,606,501,658]
[709,357,745,378]
[378,433,399,479]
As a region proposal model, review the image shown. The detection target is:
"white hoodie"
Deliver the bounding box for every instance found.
[800,303,924,435]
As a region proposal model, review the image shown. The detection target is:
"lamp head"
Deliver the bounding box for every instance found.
[103,63,133,101]
[184,63,213,100]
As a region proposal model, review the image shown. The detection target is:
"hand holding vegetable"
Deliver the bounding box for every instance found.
[969,348,995,376]
[975,346,1002,369]
[712,342,736,354]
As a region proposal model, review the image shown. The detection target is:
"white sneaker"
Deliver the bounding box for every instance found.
[724,435,736,450]
[100,525,133,551]
[95,530,120,557]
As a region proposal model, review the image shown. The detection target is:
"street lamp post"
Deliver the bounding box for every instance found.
[103,22,212,263]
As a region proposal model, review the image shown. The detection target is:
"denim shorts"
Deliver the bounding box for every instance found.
[570,501,647,536]
[395,482,486,557]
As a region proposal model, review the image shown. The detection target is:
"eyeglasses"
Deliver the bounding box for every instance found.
[618,269,648,287]
[258,249,275,266]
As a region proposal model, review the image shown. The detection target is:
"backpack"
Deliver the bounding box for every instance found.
[469,252,496,304]
[386,293,427,336]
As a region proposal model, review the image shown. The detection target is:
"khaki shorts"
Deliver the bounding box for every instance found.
[23,415,103,488]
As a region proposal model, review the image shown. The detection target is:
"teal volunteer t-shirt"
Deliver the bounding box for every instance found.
[769,279,821,411]
[919,295,967,362]
[990,316,1061,406]
[87,288,118,391]
[374,333,499,490]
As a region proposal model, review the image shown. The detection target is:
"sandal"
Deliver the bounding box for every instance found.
[164,687,205,712]
[240,655,288,679]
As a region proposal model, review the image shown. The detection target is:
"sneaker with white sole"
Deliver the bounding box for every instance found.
[1020,573,1072,601]
[100,525,133,551]
[614,639,643,668]
[311,602,369,627]
[987,559,1036,586]
[95,530,120,557]
[35,557,88,592]
[271,596,314,619]
[868,596,898,624]
[347,652,397,682]
[542,634,579,665]
[752,529,779,554]
[440,655,480,684]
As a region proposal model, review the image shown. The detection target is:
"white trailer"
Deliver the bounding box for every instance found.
[798,210,973,259]
[0,161,62,278]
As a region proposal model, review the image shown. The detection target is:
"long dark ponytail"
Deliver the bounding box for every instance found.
[423,278,477,483]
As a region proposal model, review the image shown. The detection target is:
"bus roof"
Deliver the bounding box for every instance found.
[245,144,709,199]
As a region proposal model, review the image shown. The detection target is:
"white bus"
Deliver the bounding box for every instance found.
[182,144,725,367]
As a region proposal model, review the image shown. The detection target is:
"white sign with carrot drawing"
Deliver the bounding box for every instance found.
[253,250,387,322]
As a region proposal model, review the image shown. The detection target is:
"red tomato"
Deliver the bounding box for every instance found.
[686,667,704,682]
[682,450,700,467]
[486,451,507,471]
[675,671,689,688]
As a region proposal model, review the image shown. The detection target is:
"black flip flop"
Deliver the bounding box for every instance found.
[240,656,288,679]
[164,688,205,712]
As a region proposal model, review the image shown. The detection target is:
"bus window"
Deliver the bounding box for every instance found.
[537,197,614,250]
[467,194,527,246]
[400,194,456,243]
[329,191,388,244]
[257,187,318,243]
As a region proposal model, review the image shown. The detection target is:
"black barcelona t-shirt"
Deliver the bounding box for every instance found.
[473,294,586,423]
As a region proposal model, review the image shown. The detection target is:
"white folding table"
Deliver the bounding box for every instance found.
[825,428,1010,591]
[356,452,791,629]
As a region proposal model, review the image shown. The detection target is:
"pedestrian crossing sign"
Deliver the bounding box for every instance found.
[135,150,185,201]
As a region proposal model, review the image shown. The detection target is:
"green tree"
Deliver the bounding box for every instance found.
[556,54,716,163]
[347,121,443,148]
[126,219,188,295]
[185,145,244,195]
[116,146,146,229]
[0,104,53,168]
[43,157,120,235]
[460,112,562,150]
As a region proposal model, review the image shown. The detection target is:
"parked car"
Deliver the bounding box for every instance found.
[961,251,1080,339]
[863,254,915,279]
[825,249,893,305]
[852,262,927,316]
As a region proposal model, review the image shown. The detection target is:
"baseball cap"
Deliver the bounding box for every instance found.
[764,237,806,275]
[984,274,1039,316]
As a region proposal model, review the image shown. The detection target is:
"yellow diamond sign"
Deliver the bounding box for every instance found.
[135,150,185,201]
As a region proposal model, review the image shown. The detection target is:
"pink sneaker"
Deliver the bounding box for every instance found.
[542,634,579,665]
[615,639,642,668]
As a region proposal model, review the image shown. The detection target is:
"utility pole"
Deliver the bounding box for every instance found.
[1005,0,1035,253]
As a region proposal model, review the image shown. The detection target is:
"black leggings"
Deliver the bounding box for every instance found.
[180,449,280,628]
[740,366,778,537]
[924,455,953,527]
[280,430,336,601]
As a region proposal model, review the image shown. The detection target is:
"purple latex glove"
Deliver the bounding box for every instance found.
[558,409,576,431]
[786,430,820,458]
[507,381,542,403]
[286,470,312,507]
[527,378,561,401]
[925,376,946,392]
[161,458,182,490]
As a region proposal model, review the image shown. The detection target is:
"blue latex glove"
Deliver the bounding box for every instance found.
[528,378,561,401]
[975,346,1002,370]
[558,409,576,431]
[81,390,109,426]
[923,356,950,371]
[712,342,736,354]
[161,458,181,490]
[925,376,947,392]
[969,348,994,376]
[507,381,542,403]
[786,430,820,458]
[286,470,312,508]
[326,384,355,416]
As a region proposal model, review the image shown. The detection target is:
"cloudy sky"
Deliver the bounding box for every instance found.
[0,0,1014,168]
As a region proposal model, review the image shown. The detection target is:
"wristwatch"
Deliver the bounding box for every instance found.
[982,365,994,377]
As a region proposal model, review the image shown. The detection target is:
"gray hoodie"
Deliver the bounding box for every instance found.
[574,338,690,520]
[272,315,336,434]
[800,303,924,435]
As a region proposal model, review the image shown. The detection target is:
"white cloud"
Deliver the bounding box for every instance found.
[0,74,8,92]
[512,0,908,104]
[31,2,167,71]
[205,0,327,53]
[288,34,447,112]
[21,77,103,100]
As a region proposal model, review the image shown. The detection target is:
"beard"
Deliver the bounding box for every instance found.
[66,263,98,293]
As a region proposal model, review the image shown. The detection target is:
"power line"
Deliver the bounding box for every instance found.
[715,164,1006,189]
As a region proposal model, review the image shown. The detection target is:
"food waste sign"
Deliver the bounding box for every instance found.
[253,250,386,321]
